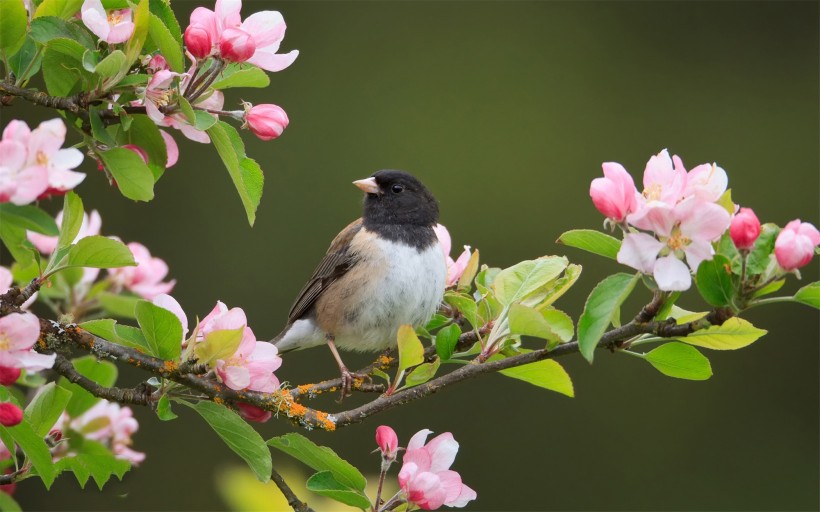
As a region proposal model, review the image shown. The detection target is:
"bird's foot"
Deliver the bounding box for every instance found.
[337,367,371,402]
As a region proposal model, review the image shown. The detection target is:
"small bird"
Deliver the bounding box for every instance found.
[272,170,447,397]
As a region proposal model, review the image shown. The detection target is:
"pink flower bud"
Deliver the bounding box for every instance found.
[590,162,639,222]
[376,425,399,461]
[244,104,289,141]
[47,429,63,444]
[236,403,271,423]
[0,403,23,427]
[0,367,20,386]
[729,207,761,250]
[774,219,820,271]
[184,25,213,59]
[219,28,256,63]
[147,54,168,74]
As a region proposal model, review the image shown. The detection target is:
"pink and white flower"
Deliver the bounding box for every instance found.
[433,224,472,287]
[590,162,639,222]
[81,0,134,44]
[185,0,299,71]
[0,138,47,205]
[108,242,175,300]
[774,219,820,271]
[0,312,55,372]
[398,429,476,510]
[243,103,289,141]
[69,400,145,464]
[160,131,179,167]
[21,119,85,197]
[376,425,399,463]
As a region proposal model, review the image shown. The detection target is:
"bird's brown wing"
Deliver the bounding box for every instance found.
[286,218,364,323]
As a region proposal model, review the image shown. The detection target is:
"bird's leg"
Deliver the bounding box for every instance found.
[326,335,368,401]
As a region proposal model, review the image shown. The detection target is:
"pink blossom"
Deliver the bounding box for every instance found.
[0,312,55,372]
[199,301,255,342]
[70,400,145,464]
[729,207,761,250]
[27,209,102,255]
[398,429,476,510]
[774,220,820,271]
[146,54,168,74]
[160,130,179,167]
[81,0,134,44]
[108,242,175,300]
[683,161,728,203]
[236,403,271,423]
[433,224,472,287]
[152,294,189,339]
[216,337,282,392]
[0,138,48,205]
[244,103,288,141]
[0,403,23,427]
[589,162,639,222]
[185,0,299,72]
[143,70,186,125]
[184,24,213,59]
[618,198,731,291]
[627,149,688,230]
[23,119,86,197]
[376,425,399,462]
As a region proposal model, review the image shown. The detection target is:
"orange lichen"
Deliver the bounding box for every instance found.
[163,360,177,373]
[296,384,315,395]
[376,354,394,368]
[314,411,336,431]
[214,397,225,405]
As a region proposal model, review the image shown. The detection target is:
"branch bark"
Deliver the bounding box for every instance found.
[270,466,316,512]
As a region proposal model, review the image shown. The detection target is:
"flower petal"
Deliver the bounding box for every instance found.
[617,233,662,273]
[653,255,691,291]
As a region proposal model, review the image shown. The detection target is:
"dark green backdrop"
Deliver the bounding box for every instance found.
[8,1,819,510]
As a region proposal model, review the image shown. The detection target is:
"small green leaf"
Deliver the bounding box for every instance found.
[557,229,622,260]
[498,356,574,397]
[0,492,22,512]
[0,0,28,52]
[60,356,118,417]
[424,314,450,331]
[715,188,735,215]
[54,438,130,490]
[97,292,140,319]
[508,303,573,349]
[371,368,390,384]
[577,272,639,363]
[750,279,785,299]
[29,16,95,48]
[211,63,271,89]
[42,38,92,96]
[194,109,218,131]
[65,236,136,270]
[0,222,37,268]
[207,121,264,226]
[118,115,168,170]
[403,358,440,389]
[494,256,569,306]
[123,0,149,69]
[745,223,779,275]
[267,433,366,491]
[0,204,59,235]
[89,107,118,147]
[397,325,425,374]
[0,419,56,488]
[135,300,183,360]
[793,282,820,309]
[147,12,184,72]
[79,319,151,353]
[695,255,736,307]
[434,323,461,361]
[305,471,371,510]
[181,401,272,482]
[56,191,84,250]
[534,263,582,310]
[8,36,42,82]
[99,147,155,201]
[95,49,126,82]
[443,292,479,328]
[24,382,72,437]
[456,249,480,291]
[33,0,83,19]
[644,342,712,380]
[148,0,182,47]
[194,327,244,366]
[677,317,767,350]
[156,394,177,421]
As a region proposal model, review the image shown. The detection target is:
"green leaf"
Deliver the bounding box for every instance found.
[65,236,136,270]
[508,303,573,349]
[443,292,479,328]
[494,256,568,306]
[793,282,820,309]
[644,342,712,380]
[147,12,184,72]
[42,38,92,96]
[211,63,271,89]
[207,121,264,226]
[305,471,371,510]
[668,305,708,324]
[118,114,168,171]
[745,223,779,275]
[123,0,149,69]
[60,356,118,417]
[156,394,177,421]
[0,492,22,512]
[24,382,72,437]
[456,248,480,291]
[557,229,621,260]
[33,0,83,18]
[577,272,639,363]
[194,109,218,131]
[79,318,151,353]
[677,317,767,350]
[54,438,130,490]
[750,279,785,299]
[95,50,126,83]
[181,401,272,482]
[534,263,582,310]
[97,292,140,319]
[177,96,196,124]
[0,222,37,268]
[434,323,461,361]
[0,419,56,488]
[715,188,735,215]
[89,106,118,147]
[29,16,95,49]
[0,204,59,235]
[135,300,182,360]
[403,357,440,388]
[0,0,28,52]
[99,147,156,201]
[695,255,736,307]
[267,433,366,491]
[498,356,574,397]
[56,191,84,251]
[148,0,182,47]
[396,324,425,374]
[8,36,42,82]
[194,327,244,366]
[425,314,450,331]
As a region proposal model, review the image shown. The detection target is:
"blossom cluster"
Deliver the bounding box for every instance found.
[375,426,476,510]
[590,149,819,290]
[0,119,85,205]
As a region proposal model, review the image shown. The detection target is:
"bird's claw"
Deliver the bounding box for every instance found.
[337,368,371,402]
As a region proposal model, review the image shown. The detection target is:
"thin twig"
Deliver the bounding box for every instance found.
[270,466,316,512]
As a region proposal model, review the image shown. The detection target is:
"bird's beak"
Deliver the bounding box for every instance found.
[353,177,380,194]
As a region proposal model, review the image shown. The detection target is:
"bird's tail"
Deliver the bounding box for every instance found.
[271,319,326,354]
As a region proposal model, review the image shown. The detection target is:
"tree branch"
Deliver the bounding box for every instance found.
[270,466,316,512]
[52,354,153,407]
[0,81,93,116]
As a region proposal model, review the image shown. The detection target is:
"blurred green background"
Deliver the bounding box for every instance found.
[6,0,819,510]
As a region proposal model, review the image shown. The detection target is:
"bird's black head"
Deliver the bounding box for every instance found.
[355,170,439,228]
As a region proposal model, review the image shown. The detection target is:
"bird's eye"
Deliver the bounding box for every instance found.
[391,184,404,194]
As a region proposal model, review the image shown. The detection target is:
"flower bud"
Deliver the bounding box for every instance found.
[147,54,168,74]
[729,207,761,250]
[0,403,23,427]
[375,425,399,462]
[590,162,639,222]
[219,28,256,63]
[47,429,63,444]
[184,25,213,59]
[774,219,820,271]
[0,367,20,386]
[236,403,271,423]
[244,104,289,141]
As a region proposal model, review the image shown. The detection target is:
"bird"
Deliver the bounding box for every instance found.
[272,170,447,398]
